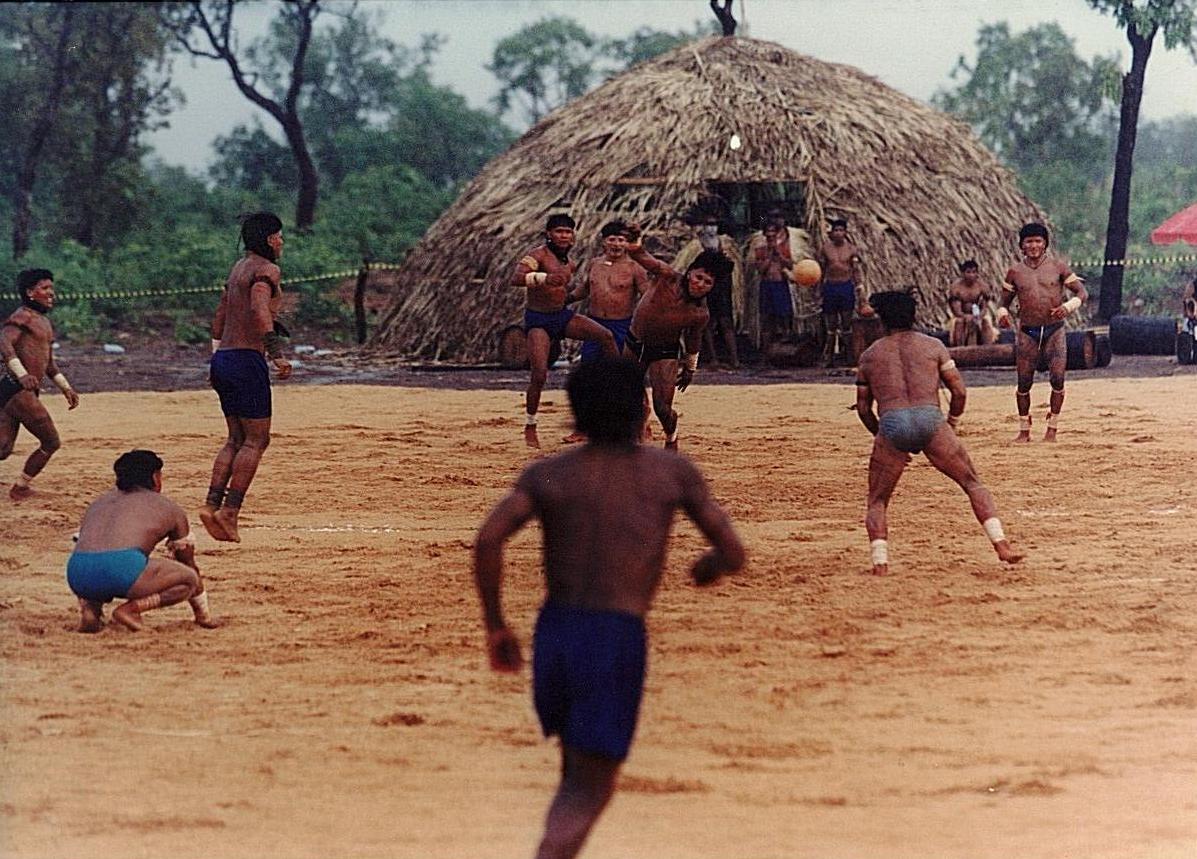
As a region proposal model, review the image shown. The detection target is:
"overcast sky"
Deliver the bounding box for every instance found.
[149,0,1197,171]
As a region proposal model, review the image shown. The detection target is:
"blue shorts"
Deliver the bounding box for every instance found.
[879,405,945,454]
[66,547,148,602]
[759,280,793,318]
[524,308,576,342]
[1,375,23,410]
[823,281,856,314]
[210,349,272,419]
[533,602,647,761]
[580,317,632,363]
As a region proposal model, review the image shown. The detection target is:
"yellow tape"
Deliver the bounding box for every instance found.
[1072,253,1197,268]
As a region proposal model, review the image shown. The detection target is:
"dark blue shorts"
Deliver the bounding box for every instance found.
[823,281,856,314]
[759,280,793,318]
[580,317,632,363]
[210,349,271,419]
[1,375,23,410]
[524,308,576,342]
[533,602,647,761]
[66,547,148,602]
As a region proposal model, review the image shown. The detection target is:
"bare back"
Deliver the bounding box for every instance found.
[216,255,282,351]
[516,445,720,616]
[75,488,189,555]
[857,331,950,416]
[627,247,709,346]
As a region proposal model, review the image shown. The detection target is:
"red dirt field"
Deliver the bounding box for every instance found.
[1,373,1194,859]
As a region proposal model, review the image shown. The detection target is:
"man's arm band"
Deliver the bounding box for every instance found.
[519,256,539,271]
[7,356,29,377]
[1061,296,1082,314]
[263,331,285,359]
[52,373,71,392]
[524,272,548,287]
[996,307,1011,320]
[1063,273,1082,285]
[683,352,699,372]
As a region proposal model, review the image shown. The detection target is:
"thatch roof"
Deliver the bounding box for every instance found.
[370,36,1044,362]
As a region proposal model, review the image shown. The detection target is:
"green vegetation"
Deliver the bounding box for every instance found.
[2,4,1193,344]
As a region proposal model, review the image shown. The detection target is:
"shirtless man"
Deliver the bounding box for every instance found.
[474,357,745,859]
[947,260,996,347]
[511,214,618,448]
[751,221,793,351]
[201,212,292,543]
[818,218,866,366]
[998,223,1088,443]
[623,223,727,450]
[68,449,217,632]
[1,268,79,500]
[856,291,1023,576]
[567,221,648,363]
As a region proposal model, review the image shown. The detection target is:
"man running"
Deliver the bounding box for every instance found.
[856,291,1023,576]
[510,214,618,448]
[1,268,79,500]
[474,357,745,859]
[69,449,217,632]
[201,212,292,542]
[623,223,728,449]
[998,223,1088,443]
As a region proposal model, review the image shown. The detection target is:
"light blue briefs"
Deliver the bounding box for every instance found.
[879,405,945,454]
[66,547,148,602]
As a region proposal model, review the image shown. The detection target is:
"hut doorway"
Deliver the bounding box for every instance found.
[707,181,806,239]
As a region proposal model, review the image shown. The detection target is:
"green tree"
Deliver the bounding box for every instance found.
[167,0,324,230]
[488,16,604,124]
[932,22,1120,178]
[1086,0,1197,321]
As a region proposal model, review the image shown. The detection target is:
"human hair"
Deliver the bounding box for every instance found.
[600,220,627,239]
[17,268,53,299]
[240,212,283,261]
[566,358,645,446]
[870,290,917,331]
[958,259,978,273]
[546,213,576,231]
[687,249,732,280]
[1018,222,1050,246]
[828,218,848,229]
[113,449,163,492]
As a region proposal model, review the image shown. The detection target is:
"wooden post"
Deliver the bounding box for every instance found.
[354,260,370,345]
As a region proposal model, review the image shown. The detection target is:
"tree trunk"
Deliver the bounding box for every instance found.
[280,111,319,231]
[1098,22,1155,322]
[11,7,76,260]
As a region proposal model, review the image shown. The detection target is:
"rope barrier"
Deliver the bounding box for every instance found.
[46,250,1197,303]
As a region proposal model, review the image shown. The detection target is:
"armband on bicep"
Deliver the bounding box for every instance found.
[939,358,957,374]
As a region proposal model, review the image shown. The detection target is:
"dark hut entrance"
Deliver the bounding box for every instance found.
[707,181,806,239]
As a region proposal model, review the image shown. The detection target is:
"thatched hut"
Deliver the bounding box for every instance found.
[370,36,1044,362]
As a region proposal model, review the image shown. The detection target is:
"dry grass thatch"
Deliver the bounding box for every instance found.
[370,36,1045,362]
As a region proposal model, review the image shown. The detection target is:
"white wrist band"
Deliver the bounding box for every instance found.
[211,339,221,353]
[524,272,548,287]
[683,353,698,372]
[1061,297,1081,314]
[52,373,71,392]
[996,307,1011,321]
[7,357,28,377]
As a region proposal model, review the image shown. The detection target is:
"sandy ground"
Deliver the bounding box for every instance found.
[1,375,1195,859]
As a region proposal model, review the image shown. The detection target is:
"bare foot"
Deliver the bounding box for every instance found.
[1013,431,1031,444]
[9,484,32,501]
[1043,428,1058,443]
[995,540,1025,564]
[213,507,241,543]
[561,431,586,444]
[523,425,540,449]
[664,438,679,451]
[199,505,230,541]
[194,614,222,629]
[111,603,144,631]
[77,599,104,633]
[871,563,891,576]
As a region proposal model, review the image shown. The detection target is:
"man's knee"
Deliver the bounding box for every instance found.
[1049,374,1065,392]
[37,433,62,456]
[1016,377,1033,395]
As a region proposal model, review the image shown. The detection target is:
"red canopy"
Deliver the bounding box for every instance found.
[1150,202,1197,245]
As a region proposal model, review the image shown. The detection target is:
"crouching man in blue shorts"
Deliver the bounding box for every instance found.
[68,449,217,632]
[855,291,1024,577]
[473,357,745,859]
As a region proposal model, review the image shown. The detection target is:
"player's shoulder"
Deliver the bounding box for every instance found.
[4,306,35,327]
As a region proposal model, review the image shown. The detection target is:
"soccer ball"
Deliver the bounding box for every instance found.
[792,258,822,287]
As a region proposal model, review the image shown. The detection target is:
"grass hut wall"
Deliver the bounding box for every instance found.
[370,36,1046,363]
